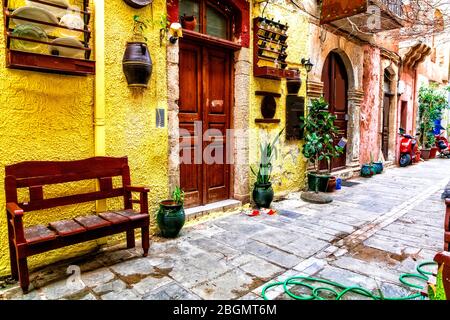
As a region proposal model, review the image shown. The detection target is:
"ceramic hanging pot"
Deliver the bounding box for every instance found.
[122,41,152,88]
[123,0,153,9]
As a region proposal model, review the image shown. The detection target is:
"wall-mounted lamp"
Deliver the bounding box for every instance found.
[301,58,314,73]
[169,22,183,44]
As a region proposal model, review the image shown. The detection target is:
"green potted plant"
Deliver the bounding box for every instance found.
[301,98,344,192]
[418,85,449,160]
[156,187,185,238]
[251,128,284,208]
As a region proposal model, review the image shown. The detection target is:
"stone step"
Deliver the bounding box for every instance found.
[185,199,242,221]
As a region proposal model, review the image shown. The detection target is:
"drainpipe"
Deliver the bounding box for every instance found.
[94,0,106,213]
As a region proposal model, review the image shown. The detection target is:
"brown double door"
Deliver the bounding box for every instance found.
[179,40,232,208]
[321,52,349,171]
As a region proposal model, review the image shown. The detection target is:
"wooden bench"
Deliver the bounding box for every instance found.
[5,156,150,293]
[445,199,450,251]
[433,252,450,299]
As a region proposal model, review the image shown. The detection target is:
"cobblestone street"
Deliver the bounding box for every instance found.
[1,159,449,300]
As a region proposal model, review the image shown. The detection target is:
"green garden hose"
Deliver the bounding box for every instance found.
[262,261,437,300]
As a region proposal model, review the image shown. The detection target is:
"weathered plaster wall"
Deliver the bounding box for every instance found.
[360,45,381,164]
[0,1,96,275]
[104,0,168,233]
[398,68,417,136]
[249,1,309,195]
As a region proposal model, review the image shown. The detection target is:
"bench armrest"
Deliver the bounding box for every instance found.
[434,251,450,265]
[6,202,24,217]
[125,186,150,193]
[124,186,149,214]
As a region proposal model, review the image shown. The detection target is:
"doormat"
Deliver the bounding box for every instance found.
[341,180,360,187]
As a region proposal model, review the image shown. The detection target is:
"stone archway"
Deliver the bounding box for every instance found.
[317,49,362,170]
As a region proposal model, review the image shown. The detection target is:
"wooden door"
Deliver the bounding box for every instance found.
[179,40,232,207]
[321,52,348,171]
[382,95,391,160]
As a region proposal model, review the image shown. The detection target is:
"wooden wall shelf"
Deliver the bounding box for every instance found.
[7,50,95,75]
[253,17,299,81]
[255,91,281,97]
[3,0,95,76]
[255,119,281,124]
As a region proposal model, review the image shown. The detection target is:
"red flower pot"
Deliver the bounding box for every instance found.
[430,147,438,159]
[181,15,197,31]
[421,149,431,160]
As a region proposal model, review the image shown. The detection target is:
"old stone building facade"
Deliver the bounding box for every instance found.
[0,0,449,277]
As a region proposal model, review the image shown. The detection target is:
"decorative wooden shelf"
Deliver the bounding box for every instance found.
[3,0,95,75]
[254,66,299,80]
[255,91,281,97]
[7,50,95,75]
[253,17,296,81]
[255,119,281,124]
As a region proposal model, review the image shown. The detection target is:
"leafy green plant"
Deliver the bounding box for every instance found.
[251,128,285,185]
[428,264,447,300]
[418,85,450,149]
[300,97,344,173]
[132,15,151,42]
[172,187,185,205]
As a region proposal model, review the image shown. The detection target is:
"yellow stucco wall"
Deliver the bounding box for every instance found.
[249,2,309,195]
[0,0,168,276]
[0,0,96,275]
[103,0,168,234]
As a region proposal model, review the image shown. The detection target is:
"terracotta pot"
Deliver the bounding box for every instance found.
[181,15,197,31]
[286,77,302,95]
[122,42,152,88]
[326,176,336,193]
[414,151,421,163]
[421,148,431,160]
[430,147,438,159]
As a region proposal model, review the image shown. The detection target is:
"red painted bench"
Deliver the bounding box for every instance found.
[5,157,150,293]
[434,252,450,299]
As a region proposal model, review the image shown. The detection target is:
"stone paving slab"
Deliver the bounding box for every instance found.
[1,159,449,300]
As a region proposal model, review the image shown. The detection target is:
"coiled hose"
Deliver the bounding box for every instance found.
[262,261,437,300]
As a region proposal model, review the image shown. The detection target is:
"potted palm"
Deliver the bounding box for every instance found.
[251,129,284,208]
[301,98,344,192]
[156,187,186,238]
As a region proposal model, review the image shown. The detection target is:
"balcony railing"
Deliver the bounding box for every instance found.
[380,0,404,18]
[320,0,405,38]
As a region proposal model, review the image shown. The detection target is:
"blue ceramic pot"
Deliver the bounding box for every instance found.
[361,164,373,177]
[373,162,384,174]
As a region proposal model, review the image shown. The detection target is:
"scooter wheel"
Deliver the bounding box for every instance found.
[400,154,411,167]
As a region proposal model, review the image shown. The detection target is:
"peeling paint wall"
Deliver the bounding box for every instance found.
[249,1,309,196]
[360,45,381,164]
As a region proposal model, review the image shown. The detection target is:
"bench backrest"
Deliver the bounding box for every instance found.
[4,157,131,212]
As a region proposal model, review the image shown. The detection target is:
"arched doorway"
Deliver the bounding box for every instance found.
[321,51,349,171]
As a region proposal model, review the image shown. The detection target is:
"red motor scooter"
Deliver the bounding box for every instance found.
[399,128,419,167]
[435,130,450,158]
